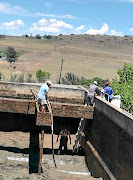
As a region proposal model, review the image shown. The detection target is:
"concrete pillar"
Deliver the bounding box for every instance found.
[29,131,39,173]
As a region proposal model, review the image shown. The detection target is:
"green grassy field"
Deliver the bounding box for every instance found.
[0,35,133,83]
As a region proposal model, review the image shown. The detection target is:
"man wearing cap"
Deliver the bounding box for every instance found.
[104,82,113,102]
[38,80,52,113]
[85,81,100,106]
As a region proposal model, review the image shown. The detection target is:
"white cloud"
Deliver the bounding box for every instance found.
[0,2,30,16]
[30,18,73,34]
[110,29,123,36]
[71,25,85,34]
[85,23,109,35]
[76,25,85,30]
[129,28,133,31]
[0,2,78,19]
[0,20,24,30]
[35,13,78,19]
[84,23,123,36]
[30,20,124,36]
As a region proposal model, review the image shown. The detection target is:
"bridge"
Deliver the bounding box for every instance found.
[0,81,94,174]
[0,81,133,180]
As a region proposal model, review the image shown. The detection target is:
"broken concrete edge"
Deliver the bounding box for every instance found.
[80,136,116,180]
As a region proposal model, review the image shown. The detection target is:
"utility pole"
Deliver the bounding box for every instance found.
[58,59,64,84]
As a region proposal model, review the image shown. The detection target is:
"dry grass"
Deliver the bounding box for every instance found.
[0,35,133,82]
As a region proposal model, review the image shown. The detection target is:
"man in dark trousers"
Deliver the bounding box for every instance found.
[85,81,100,106]
[104,81,113,102]
[56,128,71,155]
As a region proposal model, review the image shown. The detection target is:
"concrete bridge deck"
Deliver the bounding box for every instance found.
[0,82,93,128]
[0,97,93,119]
[2,81,132,180]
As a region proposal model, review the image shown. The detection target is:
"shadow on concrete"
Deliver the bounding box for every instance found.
[0,147,84,156]
[0,146,29,154]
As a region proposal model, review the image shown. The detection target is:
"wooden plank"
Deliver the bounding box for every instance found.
[36,112,52,126]
[38,130,44,175]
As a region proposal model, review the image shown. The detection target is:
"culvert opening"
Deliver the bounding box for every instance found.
[53,116,81,134]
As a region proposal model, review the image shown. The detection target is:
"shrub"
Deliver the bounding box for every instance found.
[61,72,107,87]
[0,72,2,80]
[18,74,24,83]
[111,63,133,113]
[26,73,33,83]
[10,74,18,82]
[36,69,50,83]
[62,72,80,85]
[44,35,52,39]
[35,34,41,39]
[6,46,18,63]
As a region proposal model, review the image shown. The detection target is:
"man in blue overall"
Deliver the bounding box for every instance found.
[104,81,113,102]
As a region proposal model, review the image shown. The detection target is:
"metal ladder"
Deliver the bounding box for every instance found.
[72,118,86,153]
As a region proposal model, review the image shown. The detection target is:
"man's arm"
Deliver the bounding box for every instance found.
[56,130,63,142]
[104,88,107,93]
[78,85,89,93]
[96,87,101,95]
[56,134,60,142]
[68,131,71,144]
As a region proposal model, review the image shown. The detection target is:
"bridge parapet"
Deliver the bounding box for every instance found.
[0,81,84,99]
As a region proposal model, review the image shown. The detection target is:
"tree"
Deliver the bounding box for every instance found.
[6,46,18,63]
[44,35,52,39]
[36,69,50,83]
[35,34,41,39]
[61,72,107,87]
[18,74,25,83]
[26,73,33,83]
[62,72,80,85]
[10,74,18,82]
[111,63,133,113]
[79,77,108,87]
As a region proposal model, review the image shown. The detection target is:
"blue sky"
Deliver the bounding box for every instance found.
[0,0,133,36]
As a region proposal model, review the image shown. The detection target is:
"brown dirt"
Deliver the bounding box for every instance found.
[0,35,133,82]
[0,132,102,180]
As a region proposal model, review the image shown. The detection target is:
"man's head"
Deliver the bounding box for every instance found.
[105,81,109,86]
[46,80,52,87]
[94,81,98,85]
